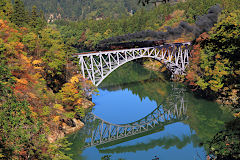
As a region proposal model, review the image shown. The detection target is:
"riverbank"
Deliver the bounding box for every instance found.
[68,61,235,160]
[0,16,96,159]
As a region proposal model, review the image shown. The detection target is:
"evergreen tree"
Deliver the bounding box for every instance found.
[39,9,47,29]
[40,9,46,21]
[138,0,169,6]
[29,5,38,28]
[29,6,46,32]
[11,0,28,27]
[0,0,13,19]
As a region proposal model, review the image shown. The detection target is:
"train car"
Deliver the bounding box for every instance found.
[96,40,166,51]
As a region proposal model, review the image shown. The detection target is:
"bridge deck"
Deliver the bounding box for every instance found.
[73,42,191,56]
[76,42,191,86]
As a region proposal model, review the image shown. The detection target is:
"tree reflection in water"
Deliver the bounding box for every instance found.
[208,118,240,160]
[67,61,234,160]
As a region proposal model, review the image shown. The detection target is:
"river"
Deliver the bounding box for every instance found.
[67,60,233,160]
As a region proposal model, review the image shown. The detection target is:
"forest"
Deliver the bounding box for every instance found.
[0,0,96,159]
[21,0,149,21]
[0,0,239,159]
[55,0,240,108]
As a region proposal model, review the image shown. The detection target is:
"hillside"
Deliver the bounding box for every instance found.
[21,0,151,21]
[0,0,96,159]
[55,0,240,50]
[0,0,239,159]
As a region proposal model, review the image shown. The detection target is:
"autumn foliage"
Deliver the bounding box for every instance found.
[186,10,240,107]
[0,5,95,160]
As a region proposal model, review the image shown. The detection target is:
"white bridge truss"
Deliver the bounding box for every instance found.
[81,84,187,148]
[77,42,191,86]
[83,101,187,148]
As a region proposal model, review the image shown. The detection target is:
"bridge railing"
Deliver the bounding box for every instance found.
[82,101,187,148]
[76,42,191,86]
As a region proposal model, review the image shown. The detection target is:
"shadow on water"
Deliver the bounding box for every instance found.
[98,133,201,154]
[67,61,234,160]
[207,118,240,160]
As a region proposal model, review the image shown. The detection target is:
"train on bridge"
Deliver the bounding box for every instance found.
[95,40,166,51]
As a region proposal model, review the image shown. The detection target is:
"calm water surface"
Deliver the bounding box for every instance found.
[68,61,233,160]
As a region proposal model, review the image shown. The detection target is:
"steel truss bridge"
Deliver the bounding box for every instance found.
[80,84,188,148]
[76,42,191,86]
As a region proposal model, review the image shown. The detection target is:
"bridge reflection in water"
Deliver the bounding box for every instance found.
[80,83,188,149]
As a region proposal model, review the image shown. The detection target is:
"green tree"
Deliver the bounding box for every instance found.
[208,118,240,160]
[39,26,67,91]
[0,98,41,159]
[29,5,38,28]
[22,32,38,55]
[0,0,13,19]
[186,9,240,107]
[138,0,169,6]
[0,51,15,103]
[11,0,28,27]
[39,9,47,28]
[29,5,46,32]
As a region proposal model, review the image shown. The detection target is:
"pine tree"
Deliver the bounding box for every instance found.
[38,9,47,30]
[29,5,38,28]
[11,0,28,27]
[138,0,169,6]
[29,6,46,32]
[0,0,13,19]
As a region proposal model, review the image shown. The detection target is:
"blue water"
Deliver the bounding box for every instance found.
[81,121,205,160]
[68,61,232,160]
[92,88,157,124]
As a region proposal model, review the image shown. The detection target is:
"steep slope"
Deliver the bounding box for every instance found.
[22,0,151,21]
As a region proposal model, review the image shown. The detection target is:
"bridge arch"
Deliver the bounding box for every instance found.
[81,84,187,148]
[77,42,191,86]
[81,103,187,148]
[96,56,160,86]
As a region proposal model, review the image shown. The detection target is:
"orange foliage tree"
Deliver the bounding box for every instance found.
[186,10,240,107]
